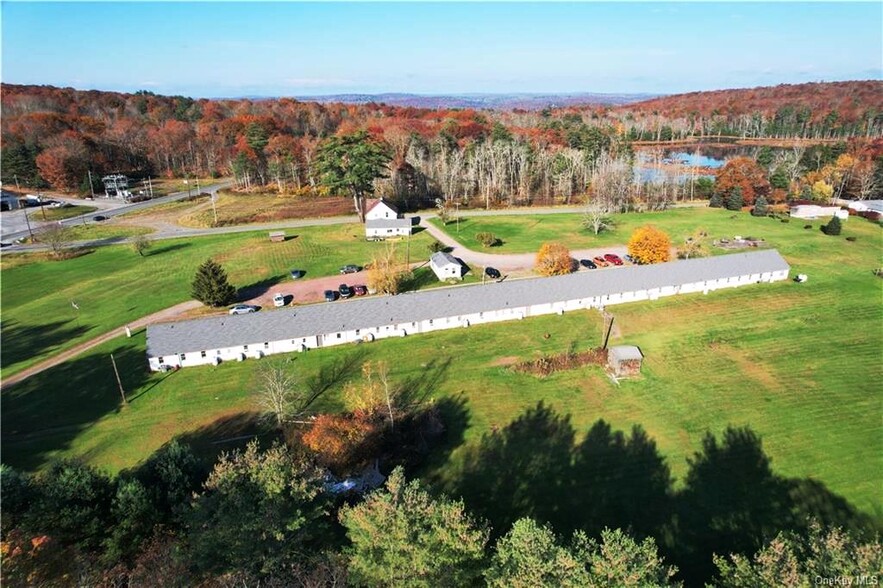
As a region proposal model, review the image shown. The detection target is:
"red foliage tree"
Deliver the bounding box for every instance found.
[714,157,771,206]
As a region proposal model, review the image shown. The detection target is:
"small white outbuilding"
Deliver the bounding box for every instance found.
[430,251,464,281]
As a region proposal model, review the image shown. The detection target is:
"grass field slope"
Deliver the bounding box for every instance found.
[2,208,880,517]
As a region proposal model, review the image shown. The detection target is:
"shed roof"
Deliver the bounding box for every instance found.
[147,249,790,359]
[430,251,461,269]
[608,345,643,362]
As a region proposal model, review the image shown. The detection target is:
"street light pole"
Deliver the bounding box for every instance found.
[456,202,460,234]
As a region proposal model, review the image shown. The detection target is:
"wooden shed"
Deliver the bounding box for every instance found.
[268,231,286,242]
[607,345,643,377]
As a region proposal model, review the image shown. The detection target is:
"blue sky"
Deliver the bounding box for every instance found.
[2,2,880,97]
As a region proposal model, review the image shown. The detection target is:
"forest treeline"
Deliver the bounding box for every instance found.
[2,81,882,211]
[2,400,880,588]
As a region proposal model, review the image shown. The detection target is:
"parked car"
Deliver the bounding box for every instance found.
[93,215,108,222]
[339,284,353,298]
[353,285,368,296]
[229,304,257,315]
[324,290,338,302]
[273,293,286,307]
[485,267,501,279]
[340,264,361,274]
[579,259,597,269]
[289,269,306,279]
[593,256,609,267]
[604,253,624,266]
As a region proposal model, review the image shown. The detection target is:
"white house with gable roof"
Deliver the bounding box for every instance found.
[365,199,413,240]
[430,251,464,281]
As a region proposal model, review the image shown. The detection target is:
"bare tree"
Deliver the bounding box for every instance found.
[255,360,321,428]
[853,160,879,201]
[38,223,73,258]
[582,199,612,235]
[132,234,153,257]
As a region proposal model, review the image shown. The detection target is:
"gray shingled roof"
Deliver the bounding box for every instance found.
[147,249,789,358]
[366,218,412,229]
[430,251,460,269]
[609,345,643,362]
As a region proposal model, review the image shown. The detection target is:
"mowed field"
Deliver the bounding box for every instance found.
[0,224,433,378]
[2,208,881,515]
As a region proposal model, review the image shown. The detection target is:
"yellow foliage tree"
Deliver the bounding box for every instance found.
[535,242,574,276]
[810,180,834,202]
[627,225,672,265]
[367,243,409,295]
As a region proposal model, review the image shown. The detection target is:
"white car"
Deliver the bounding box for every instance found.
[229,304,257,315]
[273,293,286,307]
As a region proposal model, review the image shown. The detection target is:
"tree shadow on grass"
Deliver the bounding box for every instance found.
[237,275,284,300]
[149,242,191,256]
[172,411,275,467]
[400,267,439,293]
[1,318,91,375]
[1,341,151,472]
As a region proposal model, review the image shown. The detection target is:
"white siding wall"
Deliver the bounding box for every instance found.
[149,265,790,371]
[366,226,410,238]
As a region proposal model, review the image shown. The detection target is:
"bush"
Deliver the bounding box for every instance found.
[750,196,768,217]
[846,236,857,242]
[627,225,672,265]
[428,240,446,254]
[535,242,573,276]
[804,224,813,229]
[822,215,842,236]
[475,232,500,248]
[780,218,790,223]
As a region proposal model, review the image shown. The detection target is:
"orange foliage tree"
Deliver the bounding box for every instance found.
[301,413,381,475]
[535,242,574,276]
[627,225,672,265]
[714,157,770,207]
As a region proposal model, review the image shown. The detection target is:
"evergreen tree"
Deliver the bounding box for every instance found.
[725,187,744,211]
[709,192,724,208]
[191,258,237,307]
[822,215,842,235]
[751,196,769,217]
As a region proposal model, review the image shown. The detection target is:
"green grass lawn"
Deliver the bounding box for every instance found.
[431,207,821,254]
[3,208,881,517]
[28,205,97,221]
[1,225,433,378]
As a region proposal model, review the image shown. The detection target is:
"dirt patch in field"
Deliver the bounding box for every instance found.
[489,356,520,367]
[713,343,779,390]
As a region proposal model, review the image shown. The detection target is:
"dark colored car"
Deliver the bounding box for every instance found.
[604,253,624,266]
[290,269,306,279]
[93,215,108,222]
[579,258,597,269]
[593,256,609,267]
[338,284,353,298]
[353,285,368,296]
[339,265,361,274]
[324,290,338,302]
[485,267,501,279]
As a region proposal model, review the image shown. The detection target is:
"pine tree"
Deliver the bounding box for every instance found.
[725,187,744,211]
[751,196,769,217]
[822,215,842,235]
[191,259,237,307]
[709,192,724,208]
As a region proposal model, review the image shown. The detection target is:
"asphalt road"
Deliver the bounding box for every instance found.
[0,179,234,243]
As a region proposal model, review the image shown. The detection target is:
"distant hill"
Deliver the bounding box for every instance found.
[620,81,883,122]
[293,92,657,110]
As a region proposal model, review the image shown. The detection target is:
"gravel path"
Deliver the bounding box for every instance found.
[1,300,202,389]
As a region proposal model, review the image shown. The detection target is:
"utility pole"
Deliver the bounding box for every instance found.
[406,230,411,266]
[211,191,218,225]
[13,174,20,190]
[455,202,460,234]
[110,353,127,405]
[87,170,96,198]
[23,204,34,241]
[195,177,200,195]
[147,176,154,198]
[38,193,47,220]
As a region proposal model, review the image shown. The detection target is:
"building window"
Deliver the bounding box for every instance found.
[336,333,341,339]
[200,351,206,358]
[429,319,433,326]
[243,344,248,351]
[264,342,269,349]
[355,329,360,335]
[179,354,186,362]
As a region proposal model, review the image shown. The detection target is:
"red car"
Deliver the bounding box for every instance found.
[353,285,368,296]
[604,253,624,266]
[593,256,609,267]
